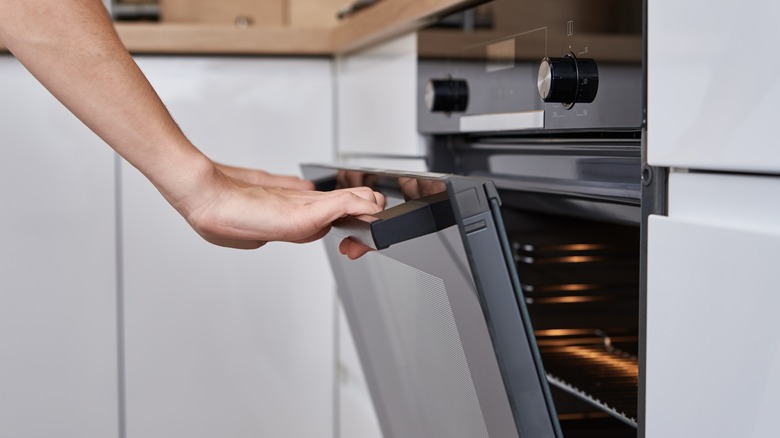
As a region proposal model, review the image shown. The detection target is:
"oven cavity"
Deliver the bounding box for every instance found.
[508,211,639,437]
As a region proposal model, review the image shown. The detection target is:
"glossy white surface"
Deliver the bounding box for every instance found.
[0,56,119,437]
[336,33,425,158]
[123,57,336,438]
[648,1,780,173]
[337,303,383,438]
[667,172,780,234]
[647,172,780,437]
[647,215,780,437]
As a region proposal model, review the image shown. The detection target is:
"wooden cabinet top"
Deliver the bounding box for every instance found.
[0,0,473,55]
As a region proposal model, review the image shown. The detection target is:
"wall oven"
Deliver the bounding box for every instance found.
[306,0,659,436]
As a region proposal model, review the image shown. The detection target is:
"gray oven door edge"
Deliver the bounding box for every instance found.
[448,177,563,438]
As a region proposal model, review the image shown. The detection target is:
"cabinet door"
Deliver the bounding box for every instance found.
[122,57,336,438]
[647,0,780,173]
[336,33,425,160]
[0,56,119,438]
[646,173,780,437]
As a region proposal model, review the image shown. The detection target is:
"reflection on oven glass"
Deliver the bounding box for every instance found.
[335,170,447,202]
[420,0,642,62]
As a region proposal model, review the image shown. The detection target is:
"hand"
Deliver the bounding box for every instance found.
[214,162,314,190]
[0,0,384,255]
[338,237,374,260]
[338,177,447,260]
[181,166,385,250]
[335,170,380,259]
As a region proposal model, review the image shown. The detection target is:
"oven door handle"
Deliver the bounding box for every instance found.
[331,191,455,250]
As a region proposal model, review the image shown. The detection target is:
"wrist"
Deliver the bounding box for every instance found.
[149,144,223,220]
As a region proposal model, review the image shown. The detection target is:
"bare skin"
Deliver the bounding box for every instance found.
[0,0,384,251]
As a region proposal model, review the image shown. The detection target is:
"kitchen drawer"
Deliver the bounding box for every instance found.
[647,0,780,173]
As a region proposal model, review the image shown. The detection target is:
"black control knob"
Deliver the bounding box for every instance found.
[425,79,469,113]
[537,55,599,109]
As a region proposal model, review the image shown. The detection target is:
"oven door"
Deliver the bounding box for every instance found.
[302,164,561,438]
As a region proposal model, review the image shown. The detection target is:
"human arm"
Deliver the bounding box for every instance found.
[0,0,383,249]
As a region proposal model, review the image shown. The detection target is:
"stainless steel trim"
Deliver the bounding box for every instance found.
[460,111,544,132]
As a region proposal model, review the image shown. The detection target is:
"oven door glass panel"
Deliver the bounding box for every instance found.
[304,164,561,438]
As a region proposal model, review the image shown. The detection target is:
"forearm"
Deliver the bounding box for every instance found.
[0,0,214,213]
[0,0,386,251]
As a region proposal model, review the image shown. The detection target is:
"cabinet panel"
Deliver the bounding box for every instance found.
[123,57,336,438]
[336,33,425,158]
[647,173,780,436]
[0,56,119,438]
[647,0,780,173]
[666,172,780,233]
[646,215,780,437]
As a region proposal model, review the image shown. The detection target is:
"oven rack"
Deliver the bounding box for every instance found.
[543,343,638,428]
[547,374,636,428]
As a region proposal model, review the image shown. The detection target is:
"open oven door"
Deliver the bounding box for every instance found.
[302,164,562,438]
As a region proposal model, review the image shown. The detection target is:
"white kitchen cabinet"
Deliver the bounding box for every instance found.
[646,172,780,437]
[336,33,426,164]
[647,0,780,433]
[0,56,120,438]
[122,57,336,438]
[647,0,780,173]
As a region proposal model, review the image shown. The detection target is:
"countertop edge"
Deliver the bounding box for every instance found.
[115,24,334,56]
[0,0,474,56]
[331,0,474,54]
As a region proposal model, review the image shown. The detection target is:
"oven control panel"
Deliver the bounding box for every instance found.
[417,0,643,134]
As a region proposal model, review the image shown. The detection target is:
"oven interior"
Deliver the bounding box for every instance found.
[504,207,639,437]
[429,133,643,437]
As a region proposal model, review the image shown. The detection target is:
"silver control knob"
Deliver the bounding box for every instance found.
[537,55,599,109]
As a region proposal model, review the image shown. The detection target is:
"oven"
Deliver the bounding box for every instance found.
[305,0,660,436]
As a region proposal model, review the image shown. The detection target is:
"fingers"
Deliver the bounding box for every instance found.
[334,186,385,209]
[322,190,384,219]
[336,170,370,189]
[339,238,374,260]
[398,177,420,200]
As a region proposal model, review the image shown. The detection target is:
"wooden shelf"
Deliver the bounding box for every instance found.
[0,0,472,56]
